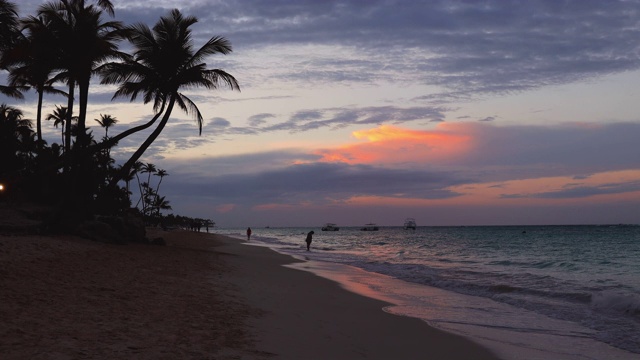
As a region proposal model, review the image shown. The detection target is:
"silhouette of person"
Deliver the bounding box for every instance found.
[305,231,314,251]
[247,227,252,240]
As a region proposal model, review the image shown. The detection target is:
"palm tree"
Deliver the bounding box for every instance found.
[94,113,117,159]
[154,168,168,195]
[94,113,117,137]
[46,105,76,150]
[37,0,125,151]
[151,168,168,219]
[0,0,19,53]
[152,195,171,218]
[0,0,24,99]
[141,162,156,190]
[3,15,68,146]
[131,160,144,209]
[122,164,136,200]
[0,104,33,177]
[100,9,240,184]
[140,162,156,217]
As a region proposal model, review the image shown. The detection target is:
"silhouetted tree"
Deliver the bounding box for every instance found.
[0,104,32,178]
[94,113,117,137]
[3,14,68,145]
[37,0,125,151]
[0,0,23,99]
[46,105,75,150]
[100,9,239,185]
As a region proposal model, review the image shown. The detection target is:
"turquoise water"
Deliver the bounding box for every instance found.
[216,225,640,357]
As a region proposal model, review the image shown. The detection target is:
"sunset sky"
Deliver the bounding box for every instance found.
[10,0,640,227]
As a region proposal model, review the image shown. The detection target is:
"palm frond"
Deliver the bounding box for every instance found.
[0,85,25,99]
[176,93,204,134]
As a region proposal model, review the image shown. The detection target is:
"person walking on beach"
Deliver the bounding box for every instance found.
[247,227,252,241]
[305,231,314,251]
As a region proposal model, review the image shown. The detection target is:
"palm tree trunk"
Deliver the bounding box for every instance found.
[64,80,75,163]
[135,172,144,213]
[155,176,164,196]
[77,78,89,146]
[91,100,166,156]
[36,90,43,146]
[112,96,176,186]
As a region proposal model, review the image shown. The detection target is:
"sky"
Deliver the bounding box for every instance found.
[8,0,640,227]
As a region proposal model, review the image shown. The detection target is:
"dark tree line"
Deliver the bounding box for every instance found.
[0,0,238,230]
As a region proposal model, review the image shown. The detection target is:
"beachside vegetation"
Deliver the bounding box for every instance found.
[0,0,237,236]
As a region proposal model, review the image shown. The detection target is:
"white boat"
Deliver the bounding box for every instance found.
[360,223,379,231]
[321,223,340,231]
[404,218,417,230]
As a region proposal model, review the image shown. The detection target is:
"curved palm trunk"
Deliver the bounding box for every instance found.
[155,176,164,196]
[135,171,144,211]
[91,100,166,155]
[154,176,164,215]
[112,96,176,186]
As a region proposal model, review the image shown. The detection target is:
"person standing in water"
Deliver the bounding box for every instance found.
[246,227,252,241]
[305,231,314,251]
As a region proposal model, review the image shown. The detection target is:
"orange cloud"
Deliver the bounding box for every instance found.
[253,204,289,211]
[216,204,236,213]
[447,169,640,206]
[340,170,640,208]
[253,203,308,211]
[315,124,473,165]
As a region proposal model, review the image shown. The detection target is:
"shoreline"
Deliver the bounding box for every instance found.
[215,233,500,359]
[238,229,640,360]
[1,229,500,359]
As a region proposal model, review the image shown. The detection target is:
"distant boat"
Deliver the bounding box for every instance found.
[360,223,379,231]
[404,218,417,230]
[321,223,340,231]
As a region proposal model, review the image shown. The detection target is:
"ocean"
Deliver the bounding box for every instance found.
[215,225,640,359]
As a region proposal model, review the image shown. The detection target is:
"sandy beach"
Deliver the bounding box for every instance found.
[1,229,500,359]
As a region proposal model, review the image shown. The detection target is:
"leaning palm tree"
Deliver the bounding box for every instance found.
[130,160,145,210]
[100,9,240,184]
[154,168,168,196]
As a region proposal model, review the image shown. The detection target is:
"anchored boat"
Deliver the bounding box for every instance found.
[321,223,340,231]
[404,218,417,230]
[360,223,379,231]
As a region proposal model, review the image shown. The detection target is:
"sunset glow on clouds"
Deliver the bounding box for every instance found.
[316,125,473,166]
[312,124,640,206]
[182,120,640,225]
[157,117,640,226]
[446,170,640,204]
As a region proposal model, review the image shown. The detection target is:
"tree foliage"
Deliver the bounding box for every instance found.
[0,1,238,231]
